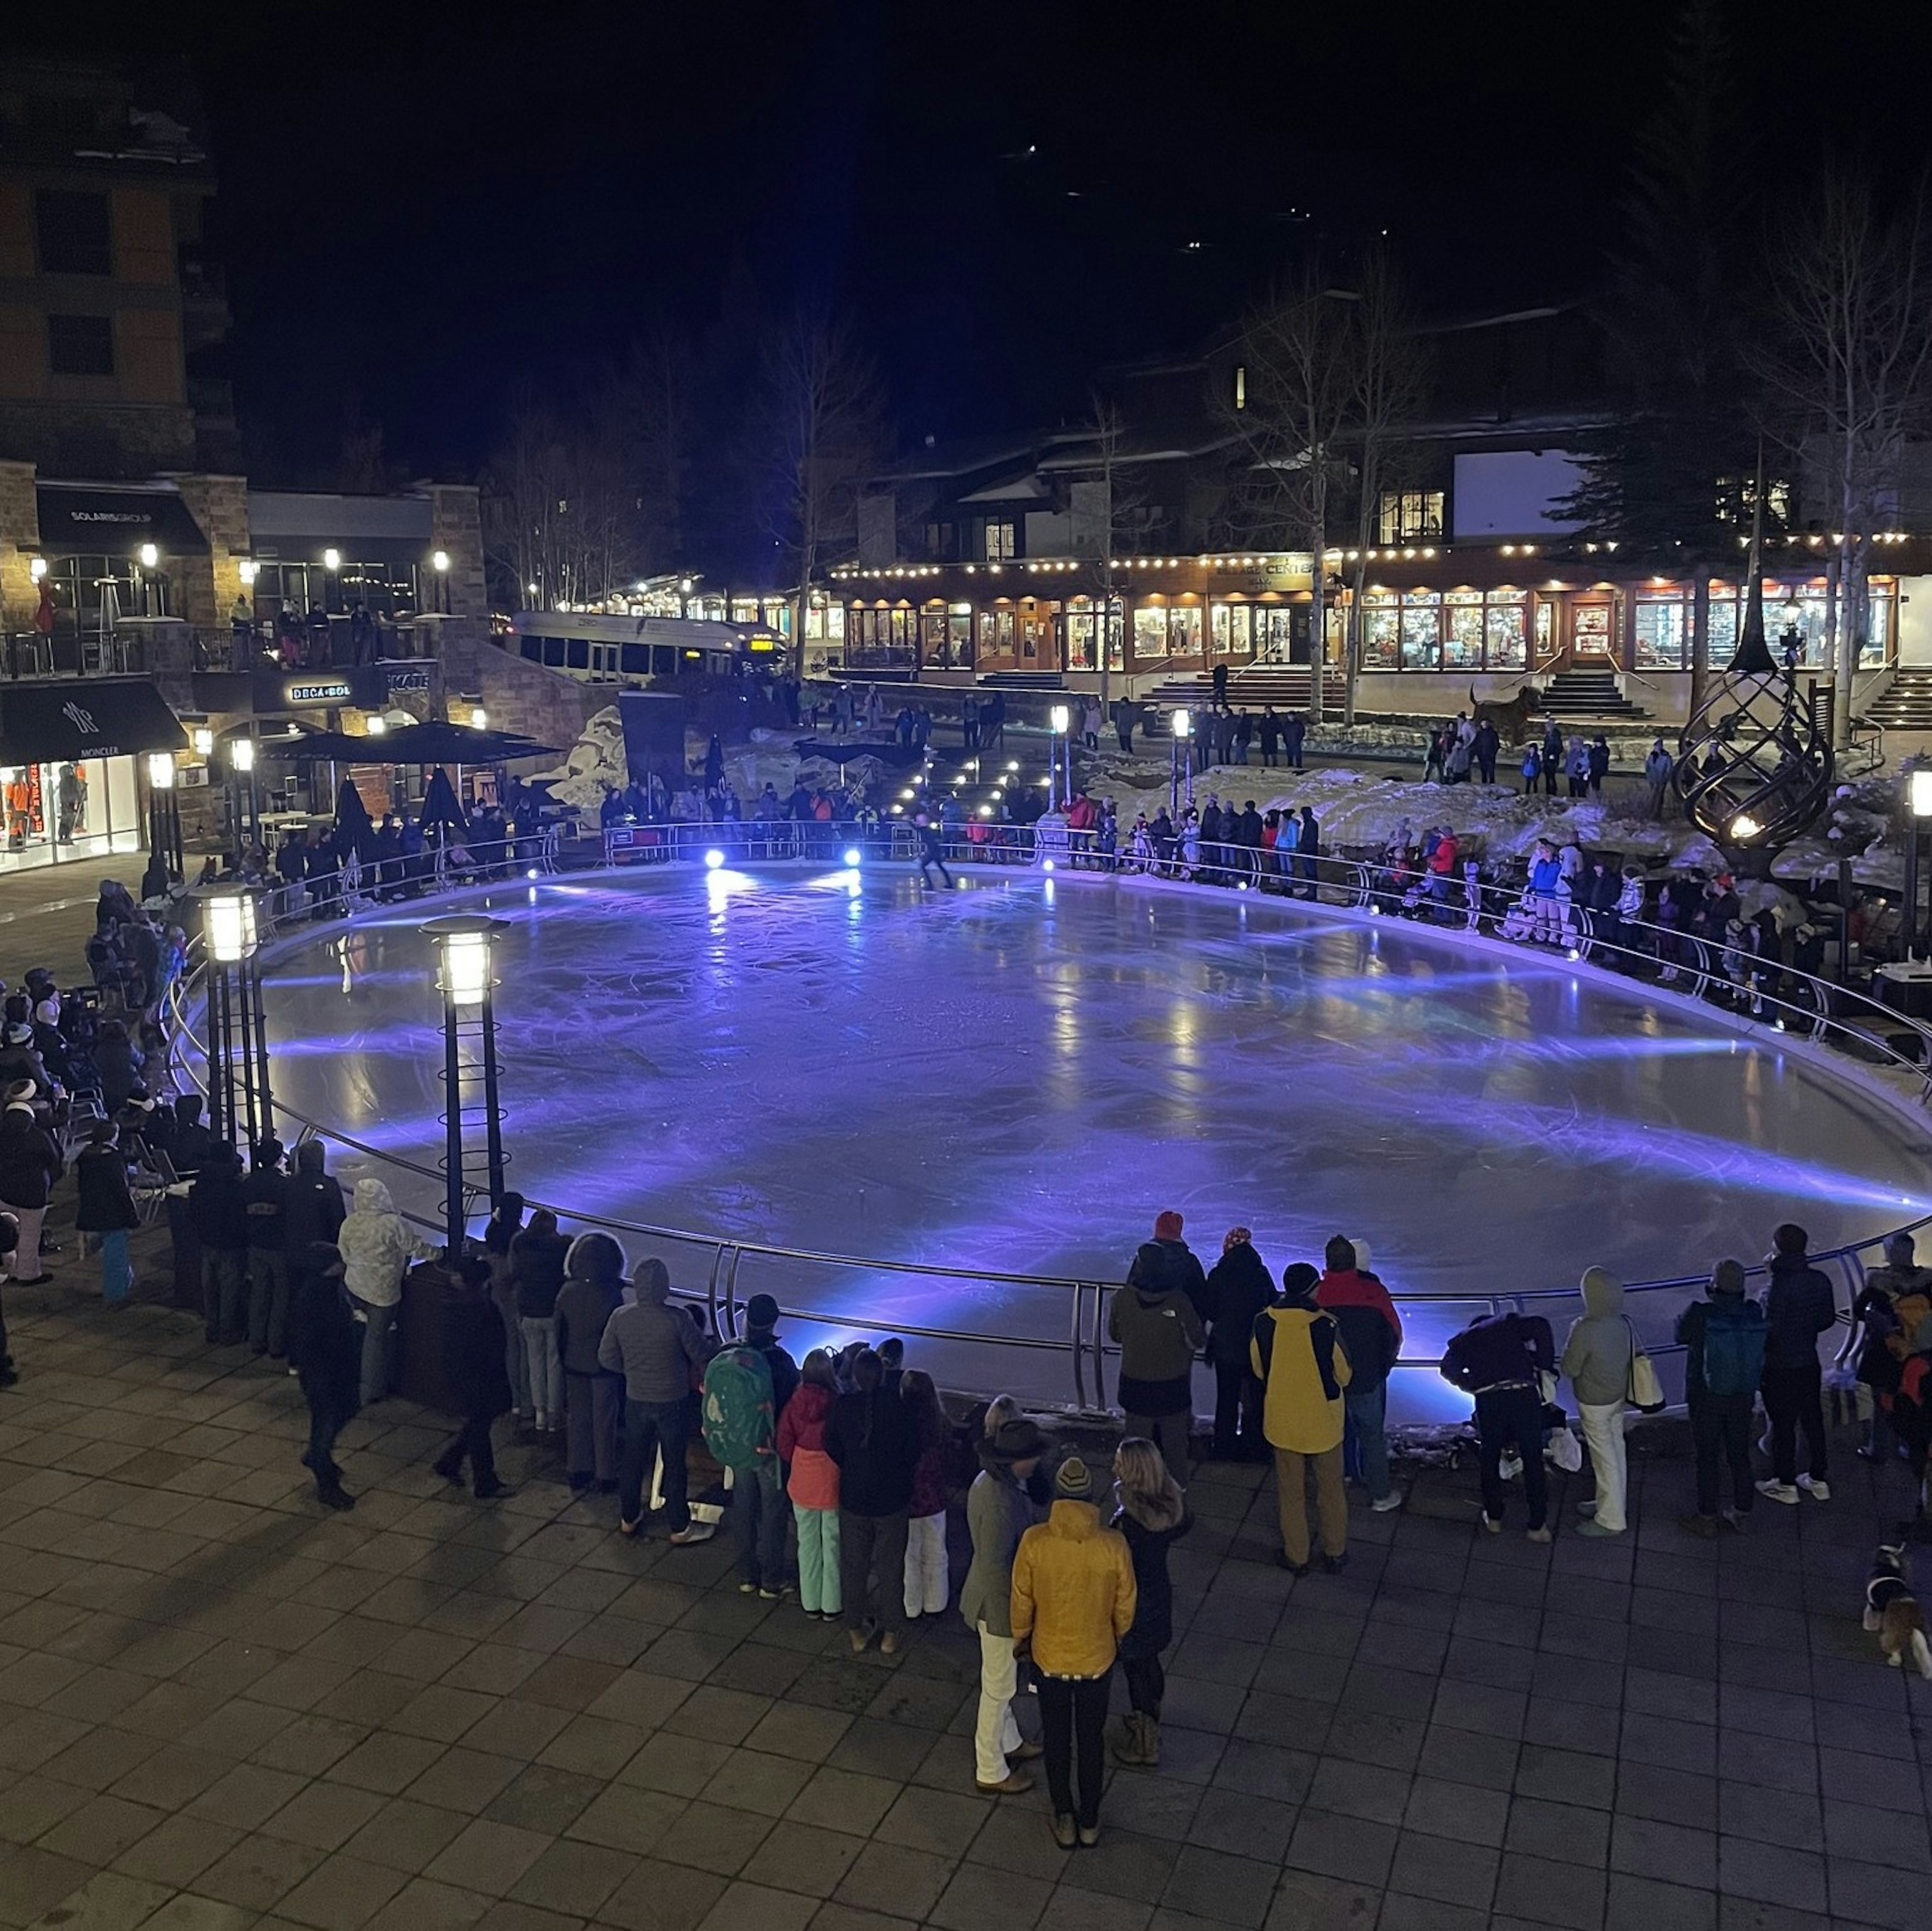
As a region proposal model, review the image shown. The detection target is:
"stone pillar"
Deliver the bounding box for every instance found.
[165,472,250,628]
[427,484,487,718]
[0,459,40,636]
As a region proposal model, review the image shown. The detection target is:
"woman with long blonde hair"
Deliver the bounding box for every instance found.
[1109,1436,1191,1768]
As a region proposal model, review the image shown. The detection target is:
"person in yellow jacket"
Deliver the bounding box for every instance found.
[1010,1455,1137,1850]
[1251,1261,1353,1576]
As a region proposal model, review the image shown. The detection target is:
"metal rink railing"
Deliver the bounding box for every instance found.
[163,823,1931,1419]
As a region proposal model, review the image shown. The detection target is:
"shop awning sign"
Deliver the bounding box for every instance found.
[0,680,188,764]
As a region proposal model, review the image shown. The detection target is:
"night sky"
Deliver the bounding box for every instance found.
[36,1,1932,482]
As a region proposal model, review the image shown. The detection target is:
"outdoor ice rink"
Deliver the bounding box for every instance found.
[257,863,1932,1419]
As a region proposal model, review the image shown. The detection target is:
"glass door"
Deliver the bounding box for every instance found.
[1568,598,1617,667]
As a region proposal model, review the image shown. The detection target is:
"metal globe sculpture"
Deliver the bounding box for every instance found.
[1676,572,1834,852]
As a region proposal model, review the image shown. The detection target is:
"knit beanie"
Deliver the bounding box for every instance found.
[1153,1210,1184,1242]
[1712,1259,1747,1296]
[1054,1456,1093,1500]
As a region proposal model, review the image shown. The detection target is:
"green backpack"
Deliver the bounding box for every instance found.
[701,1344,775,1471]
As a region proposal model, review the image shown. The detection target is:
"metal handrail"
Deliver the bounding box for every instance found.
[161,823,1932,1417]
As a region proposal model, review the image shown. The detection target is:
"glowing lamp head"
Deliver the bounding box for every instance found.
[191,726,214,757]
[1728,812,1762,843]
[137,542,158,569]
[1043,859,1056,873]
[323,547,341,573]
[229,737,255,774]
[1051,704,1070,734]
[843,847,863,867]
[526,866,540,880]
[28,555,47,583]
[147,751,176,789]
[205,890,259,964]
[703,848,724,870]
[237,557,258,586]
[366,715,387,736]
[1172,710,1191,738]
[432,549,450,574]
[1911,769,1932,820]
[440,933,491,1002]
[468,706,488,730]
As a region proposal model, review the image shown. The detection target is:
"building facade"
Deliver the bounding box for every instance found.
[0,55,234,479]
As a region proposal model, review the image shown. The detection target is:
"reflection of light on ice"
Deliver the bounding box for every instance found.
[257,864,1932,1421]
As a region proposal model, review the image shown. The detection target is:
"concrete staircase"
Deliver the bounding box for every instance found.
[1540,668,1649,722]
[977,670,1065,692]
[1862,669,1932,730]
[1140,667,1348,715]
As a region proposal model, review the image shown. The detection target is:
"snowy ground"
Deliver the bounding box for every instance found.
[260,863,1932,1421]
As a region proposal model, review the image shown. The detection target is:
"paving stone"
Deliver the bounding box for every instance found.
[829,1841,953,1921]
[1386,1827,1500,1910]
[1284,1809,1397,1889]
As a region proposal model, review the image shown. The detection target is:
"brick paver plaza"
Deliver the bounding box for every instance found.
[2,1282,1929,1931]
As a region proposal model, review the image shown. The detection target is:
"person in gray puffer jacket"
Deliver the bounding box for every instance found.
[1560,1266,1635,1537]
[555,1232,626,1495]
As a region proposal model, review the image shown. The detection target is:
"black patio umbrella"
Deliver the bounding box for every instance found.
[261,729,369,762]
[419,765,469,836]
[791,736,925,771]
[373,720,559,765]
[334,777,376,859]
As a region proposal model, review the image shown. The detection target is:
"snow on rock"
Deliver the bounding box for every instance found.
[537,705,627,815]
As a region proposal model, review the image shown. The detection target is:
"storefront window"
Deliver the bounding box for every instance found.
[994,608,1015,654]
[1486,593,1528,669]
[1228,604,1252,654]
[921,605,947,662]
[1399,590,1442,671]
[1134,607,1166,661]
[1634,599,1687,670]
[1444,591,1483,670]
[1535,601,1555,659]
[0,758,142,871]
[1169,606,1203,658]
[1256,607,1295,663]
[1210,603,1230,654]
[1362,593,1399,669]
[948,605,973,670]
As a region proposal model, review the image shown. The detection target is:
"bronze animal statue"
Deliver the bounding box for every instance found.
[1469,683,1543,746]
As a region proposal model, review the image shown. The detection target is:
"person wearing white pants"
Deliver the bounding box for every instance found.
[905,1510,948,1619]
[957,1414,1046,1794]
[1561,1267,1635,1537]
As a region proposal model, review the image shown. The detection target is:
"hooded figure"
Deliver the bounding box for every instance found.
[337,1177,433,1406]
[600,1256,714,1538]
[1560,1266,1634,1536]
[554,1231,626,1492]
[1110,1233,1207,1486]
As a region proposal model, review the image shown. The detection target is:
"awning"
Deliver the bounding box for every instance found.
[35,486,211,557]
[0,681,188,765]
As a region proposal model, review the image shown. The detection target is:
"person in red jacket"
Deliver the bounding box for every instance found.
[1315,1236,1405,1512]
[777,1349,842,1619]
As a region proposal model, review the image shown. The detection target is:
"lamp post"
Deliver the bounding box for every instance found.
[1907,770,1932,963]
[424,915,508,1253]
[432,549,451,615]
[1170,707,1193,816]
[202,886,270,1150]
[146,750,183,881]
[1049,703,1071,812]
[228,733,257,867]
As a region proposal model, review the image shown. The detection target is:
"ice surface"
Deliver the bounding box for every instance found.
[259,864,1932,1418]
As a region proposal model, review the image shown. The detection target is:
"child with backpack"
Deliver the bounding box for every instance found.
[777,1349,842,1620]
[1674,1258,1768,1536]
[901,1370,951,1619]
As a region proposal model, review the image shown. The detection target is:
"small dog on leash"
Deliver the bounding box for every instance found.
[1864,1544,1932,1678]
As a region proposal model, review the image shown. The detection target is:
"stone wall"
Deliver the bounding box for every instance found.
[438,630,608,755]
[166,471,248,627]
[0,459,39,633]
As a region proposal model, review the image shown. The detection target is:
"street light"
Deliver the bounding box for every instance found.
[323,547,341,573]
[1049,703,1071,811]
[1170,707,1194,815]
[147,750,182,882]
[432,549,451,614]
[423,915,509,1252]
[28,556,46,583]
[192,726,214,757]
[227,736,258,866]
[138,542,158,570]
[237,558,258,587]
[200,886,271,1150]
[468,705,488,730]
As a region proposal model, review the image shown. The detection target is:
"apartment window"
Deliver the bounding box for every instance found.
[1376,490,1444,544]
[47,313,114,376]
[37,190,112,275]
[980,518,1016,561]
